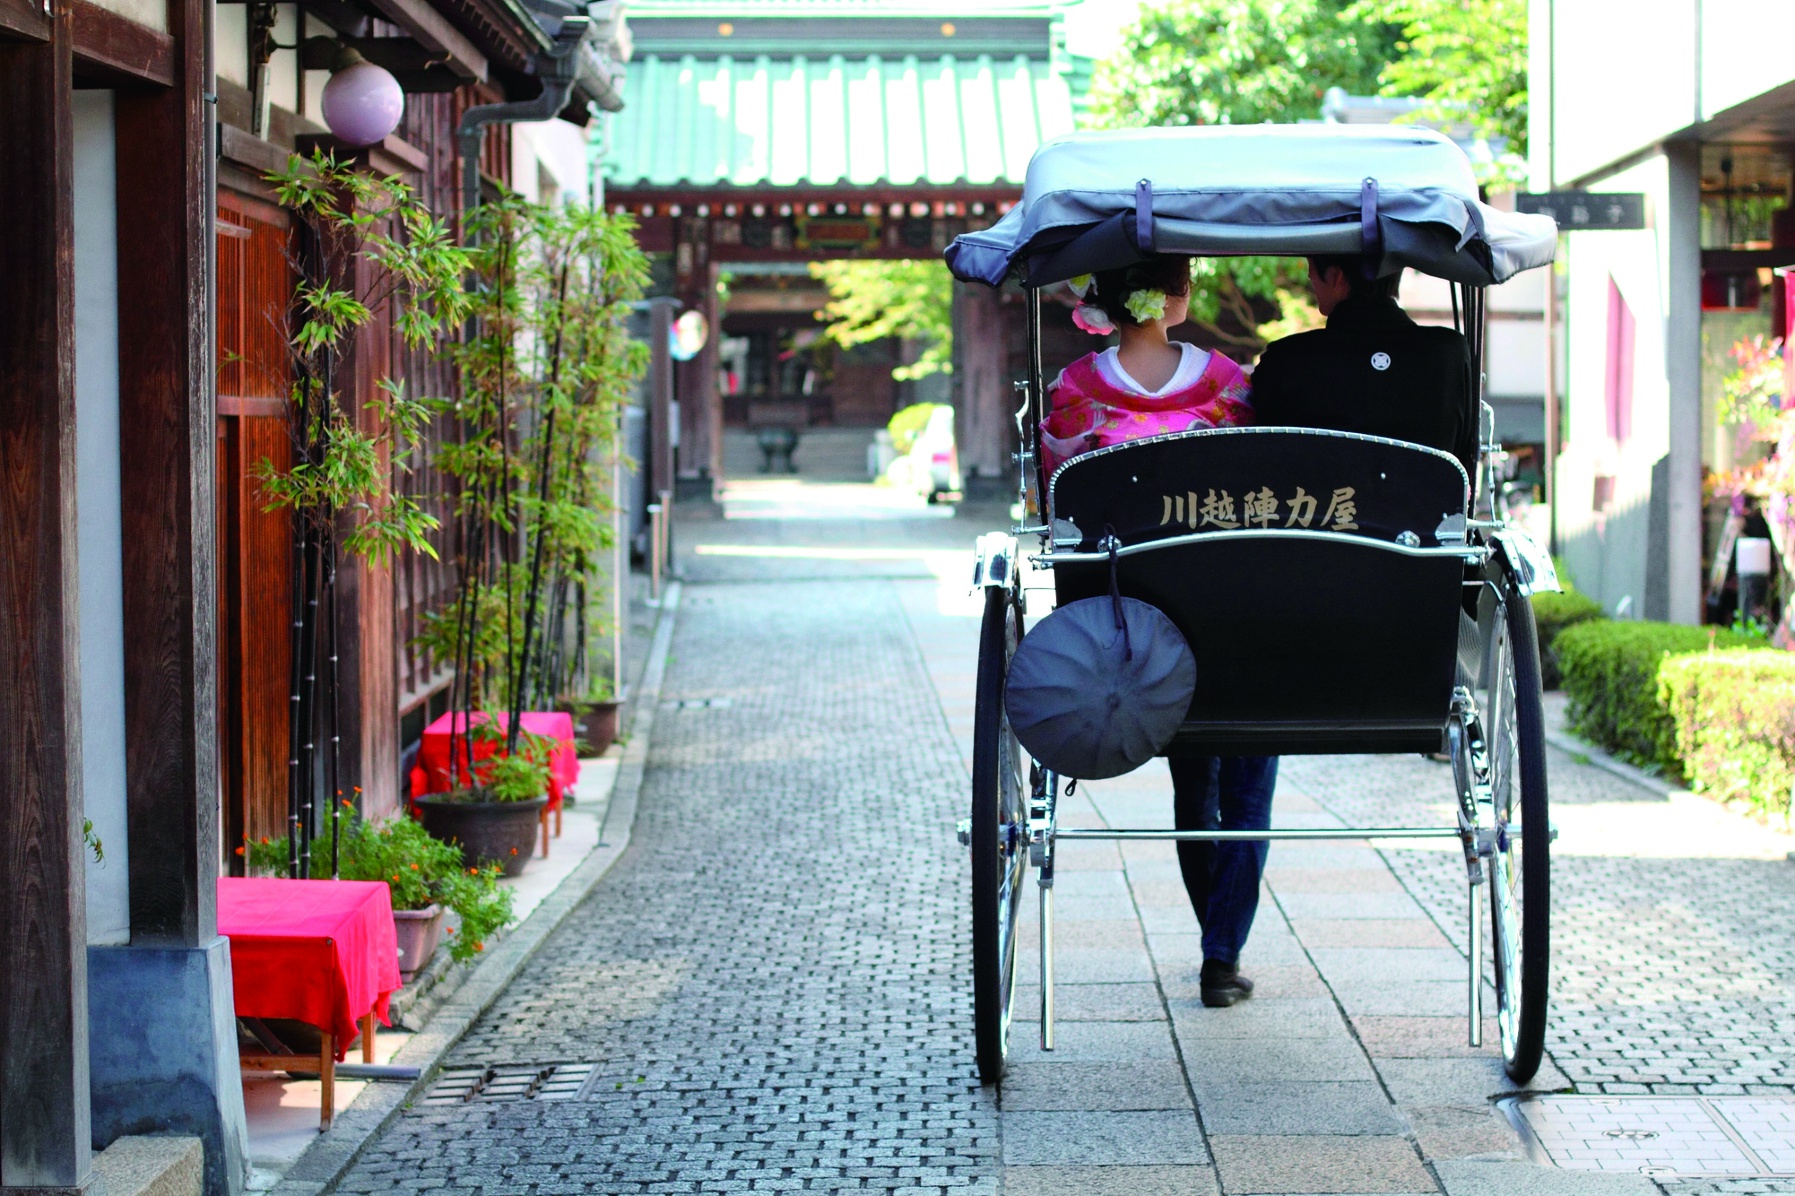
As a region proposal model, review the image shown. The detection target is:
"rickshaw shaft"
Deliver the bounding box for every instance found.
[1050,827,1467,842]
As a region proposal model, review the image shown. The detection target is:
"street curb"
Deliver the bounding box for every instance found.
[1541,726,1689,802]
[265,582,682,1196]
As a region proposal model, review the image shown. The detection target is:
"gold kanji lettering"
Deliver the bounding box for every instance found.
[1285,487,1317,527]
[1200,488,1239,529]
[1321,486,1359,530]
[1242,486,1278,528]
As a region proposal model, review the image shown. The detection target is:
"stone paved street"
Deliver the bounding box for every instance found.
[335,475,1795,1194]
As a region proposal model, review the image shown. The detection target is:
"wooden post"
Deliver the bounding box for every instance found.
[114,0,217,946]
[0,1,93,1189]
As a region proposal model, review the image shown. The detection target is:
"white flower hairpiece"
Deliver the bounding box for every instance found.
[1124,288,1168,325]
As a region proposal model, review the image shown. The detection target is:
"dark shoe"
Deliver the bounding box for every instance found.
[1200,960,1254,1008]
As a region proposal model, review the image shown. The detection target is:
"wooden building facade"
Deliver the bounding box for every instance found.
[0,0,621,1190]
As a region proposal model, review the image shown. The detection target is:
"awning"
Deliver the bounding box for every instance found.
[603,52,1074,190]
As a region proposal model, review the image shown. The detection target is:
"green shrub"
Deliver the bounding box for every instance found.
[1556,620,1763,772]
[244,809,514,962]
[1530,588,1606,690]
[1660,649,1795,820]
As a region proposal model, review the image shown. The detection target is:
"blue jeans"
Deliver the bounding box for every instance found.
[1168,755,1279,968]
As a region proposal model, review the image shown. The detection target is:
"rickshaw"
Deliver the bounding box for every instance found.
[946,125,1562,1087]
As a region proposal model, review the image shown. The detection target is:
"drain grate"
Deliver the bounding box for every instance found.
[422,1062,595,1106]
[1502,1095,1795,1177]
[666,697,733,710]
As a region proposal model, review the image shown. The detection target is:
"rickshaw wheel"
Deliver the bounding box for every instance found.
[1484,571,1551,1083]
[971,583,1026,1086]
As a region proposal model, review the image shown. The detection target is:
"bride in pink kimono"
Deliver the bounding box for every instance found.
[1040,255,1254,473]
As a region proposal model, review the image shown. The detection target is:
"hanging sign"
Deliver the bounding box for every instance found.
[1516,192,1647,230]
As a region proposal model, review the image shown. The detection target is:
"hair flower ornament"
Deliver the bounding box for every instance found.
[1071,302,1115,336]
[1067,274,1094,299]
[1124,288,1168,325]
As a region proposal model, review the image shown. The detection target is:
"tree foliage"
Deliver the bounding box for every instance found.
[1088,0,1393,130]
[810,259,953,380]
[1349,0,1529,189]
[260,151,471,565]
[1087,1,1396,356]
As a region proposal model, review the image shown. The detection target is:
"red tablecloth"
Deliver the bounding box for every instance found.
[219,877,401,1060]
[409,710,579,808]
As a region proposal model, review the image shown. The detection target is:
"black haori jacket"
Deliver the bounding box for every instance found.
[1248,294,1479,474]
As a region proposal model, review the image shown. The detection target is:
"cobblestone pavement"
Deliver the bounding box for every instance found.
[334,470,1795,1194]
[338,572,999,1194]
[1290,745,1795,1097]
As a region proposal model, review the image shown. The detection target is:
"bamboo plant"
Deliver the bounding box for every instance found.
[419,197,648,778]
[258,151,470,876]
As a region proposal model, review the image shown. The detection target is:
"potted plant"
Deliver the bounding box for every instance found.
[561,678,620,757]
[243,802,515,978]
[417,199,647,795]
[412,722,553,877]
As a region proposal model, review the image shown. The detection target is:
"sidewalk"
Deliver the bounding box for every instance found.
[896,577,1680,1196]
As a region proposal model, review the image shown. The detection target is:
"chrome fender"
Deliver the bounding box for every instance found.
[1491,526,1560,595]
[972,531,1019,591]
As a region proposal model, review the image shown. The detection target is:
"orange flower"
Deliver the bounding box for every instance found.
[409,863,419,870]
[473,943,484,952]
[509,847,518,856]
[234,845,245,856]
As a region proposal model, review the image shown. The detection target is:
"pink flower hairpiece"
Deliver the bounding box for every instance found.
[1071,302,1115,335]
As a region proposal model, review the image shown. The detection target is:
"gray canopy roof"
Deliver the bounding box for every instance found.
[945,124,1558,288]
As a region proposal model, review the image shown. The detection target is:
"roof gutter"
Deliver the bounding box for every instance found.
[456,1,591,214]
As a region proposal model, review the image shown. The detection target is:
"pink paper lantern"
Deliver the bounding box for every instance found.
[321,55,404,147]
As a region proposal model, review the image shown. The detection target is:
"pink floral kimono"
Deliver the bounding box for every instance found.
[1040,346,1253,474]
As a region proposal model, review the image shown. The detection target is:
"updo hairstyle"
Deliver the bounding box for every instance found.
[1087,255,1192,328]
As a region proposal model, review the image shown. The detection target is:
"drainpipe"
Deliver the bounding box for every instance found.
[457,4,592,215]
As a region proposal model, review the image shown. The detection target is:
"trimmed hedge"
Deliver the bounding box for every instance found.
[1660,649,1795,819]
[1556,620,1761,772]
[1530,589,1606,690]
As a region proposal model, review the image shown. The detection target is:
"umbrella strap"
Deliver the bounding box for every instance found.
[1104,525,1133,662]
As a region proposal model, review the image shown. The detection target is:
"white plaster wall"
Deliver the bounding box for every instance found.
[1549,0,1698,186]
[86,0,163,32]
[1700,1,1795,120]
[215,1,248,88]
[1554,155,1674,613]
[513,118,594,207]
[73,91,132,947]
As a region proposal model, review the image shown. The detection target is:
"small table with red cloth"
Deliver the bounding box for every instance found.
[219,877,402,1130]
[409,710,580,856]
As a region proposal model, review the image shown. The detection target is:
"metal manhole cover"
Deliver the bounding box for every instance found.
[1501,1095,1795,1177]
[422,1063,595,1106]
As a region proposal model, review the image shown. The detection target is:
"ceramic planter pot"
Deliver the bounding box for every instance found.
[572,700,621,756]
[415,794,546,877]
[392,903,445,981]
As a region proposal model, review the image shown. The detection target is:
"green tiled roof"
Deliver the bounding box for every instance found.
[604,53,1074,189]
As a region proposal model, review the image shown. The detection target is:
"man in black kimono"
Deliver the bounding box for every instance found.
[1250,256,1479,473]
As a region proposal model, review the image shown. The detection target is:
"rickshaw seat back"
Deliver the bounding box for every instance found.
[1047,428,1471,756]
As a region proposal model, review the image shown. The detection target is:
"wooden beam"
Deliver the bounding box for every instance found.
[0,1,93,1189]
[71,0,171,86]
[0,0,50,41]
[359,0,485,82]
[115,0,216,947]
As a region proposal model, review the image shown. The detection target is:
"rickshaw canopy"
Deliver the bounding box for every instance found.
[944,125,1559,289]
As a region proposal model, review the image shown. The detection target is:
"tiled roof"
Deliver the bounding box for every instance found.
[603,53,1073,189]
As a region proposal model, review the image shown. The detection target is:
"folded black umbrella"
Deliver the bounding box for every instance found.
[1004,596,1196,780]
